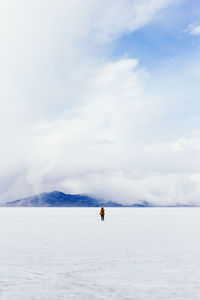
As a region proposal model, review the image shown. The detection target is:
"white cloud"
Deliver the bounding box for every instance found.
[93,0,176,42]
[2,0,200,206]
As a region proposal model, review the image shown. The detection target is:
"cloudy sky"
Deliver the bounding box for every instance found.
[1,0,200,205]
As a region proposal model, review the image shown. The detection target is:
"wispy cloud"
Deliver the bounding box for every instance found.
[190,25,200,35]
[187,24,200,35]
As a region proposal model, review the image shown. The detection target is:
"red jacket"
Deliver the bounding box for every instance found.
[100,208,105,216]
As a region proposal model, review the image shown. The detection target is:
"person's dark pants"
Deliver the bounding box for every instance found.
[101,215,104,221]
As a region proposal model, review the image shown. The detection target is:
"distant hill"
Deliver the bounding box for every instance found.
[0,191,151,207]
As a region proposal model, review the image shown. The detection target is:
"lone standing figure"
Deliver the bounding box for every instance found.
[100,207,105,221]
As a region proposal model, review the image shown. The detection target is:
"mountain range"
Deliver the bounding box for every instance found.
[0,191,151,207]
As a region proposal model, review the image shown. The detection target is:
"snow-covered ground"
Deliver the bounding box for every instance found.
[0,208,200,300]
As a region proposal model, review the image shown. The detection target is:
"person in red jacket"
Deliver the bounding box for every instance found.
[99,207,105,221]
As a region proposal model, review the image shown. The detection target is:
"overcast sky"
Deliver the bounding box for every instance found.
[1,0,200,205]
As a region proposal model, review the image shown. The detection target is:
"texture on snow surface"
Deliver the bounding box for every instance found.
[0,208,199,299]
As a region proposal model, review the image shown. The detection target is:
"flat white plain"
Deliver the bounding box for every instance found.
[0,208,200,300]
